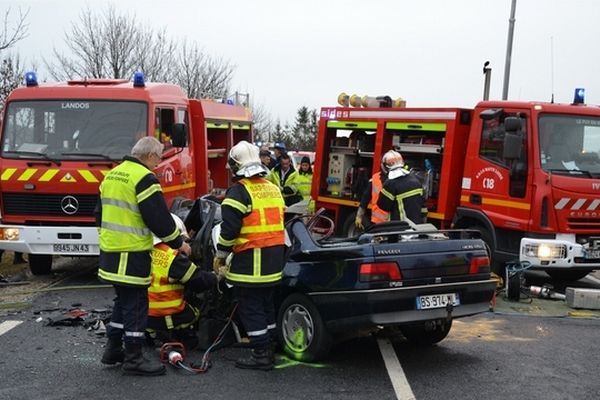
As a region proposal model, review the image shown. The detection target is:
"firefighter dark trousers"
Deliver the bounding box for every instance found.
[235,286,276,350]
[106,285,149,345]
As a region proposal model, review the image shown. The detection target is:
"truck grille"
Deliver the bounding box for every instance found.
[2,193,98,217]
[567,217,600,231]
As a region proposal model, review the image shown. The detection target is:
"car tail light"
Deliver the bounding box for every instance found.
[359,262,402,282]
[469,256,490,274]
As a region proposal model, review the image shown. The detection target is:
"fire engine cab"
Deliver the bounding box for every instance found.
[312,91,600,280]
[0,72,252,275]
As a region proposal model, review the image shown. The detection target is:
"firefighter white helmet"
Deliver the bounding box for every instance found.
[383,150,410,179]
[228,140,268,177]
[381,150,404,172]
[153,213,188,245]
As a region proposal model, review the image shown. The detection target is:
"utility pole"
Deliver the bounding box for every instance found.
[502,0,517,100]
[483,61,492,100]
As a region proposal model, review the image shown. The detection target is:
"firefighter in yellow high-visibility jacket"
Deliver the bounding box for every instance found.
[97,137,191,376]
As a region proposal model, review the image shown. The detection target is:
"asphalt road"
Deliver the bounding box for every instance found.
[0,259,599,400]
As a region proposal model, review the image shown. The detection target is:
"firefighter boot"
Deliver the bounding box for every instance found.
[122,343,166,376]
[101,337,124,365]
[235,348,274,371]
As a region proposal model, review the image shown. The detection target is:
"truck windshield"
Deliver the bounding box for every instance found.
[1,100,147,160]
[539,114,600,176]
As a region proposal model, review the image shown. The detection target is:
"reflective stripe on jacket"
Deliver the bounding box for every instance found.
[148,244,186,317]
[369,172,390,223]
[98,251,153,286]
[99,160,156,252]
[380,185,424,222]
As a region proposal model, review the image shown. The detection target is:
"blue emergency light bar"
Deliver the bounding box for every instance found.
[573,88,585,104]
[133,71,145,87]
[25,71,38,87]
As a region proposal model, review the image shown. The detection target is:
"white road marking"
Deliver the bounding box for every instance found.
[0,320,23,336]
[377,338,416,400]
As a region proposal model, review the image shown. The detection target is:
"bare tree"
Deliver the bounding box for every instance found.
[0,8,29,114]
[45,6,235,100]
[0,8,29,52]
[173,39,234,99]
[134,27,177,83]
[0,54,23,113]
[250,101,274,143]
[103,7,138,79]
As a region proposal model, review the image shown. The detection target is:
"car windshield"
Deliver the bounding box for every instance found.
[539,114,600,176]
[1,100,147,160]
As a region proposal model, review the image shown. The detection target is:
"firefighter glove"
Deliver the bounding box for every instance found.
[355,207,365,230]
[213,257,226,274]
[217,266,228,281]
[307,199,316,214]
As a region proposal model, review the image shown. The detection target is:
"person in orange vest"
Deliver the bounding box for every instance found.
[355,150,403,229]
[213,141,286,371]
[147,214,220,350]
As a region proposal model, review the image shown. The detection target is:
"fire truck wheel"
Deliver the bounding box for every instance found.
[546,270,589,282]
[29,254,53,275]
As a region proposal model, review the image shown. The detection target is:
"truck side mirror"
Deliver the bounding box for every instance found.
[479,108,503,120]
[504,117,522,132]
[503,132,522,160]
[171,123,188,148]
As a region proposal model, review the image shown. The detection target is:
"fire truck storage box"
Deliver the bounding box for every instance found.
[565,287,600,310]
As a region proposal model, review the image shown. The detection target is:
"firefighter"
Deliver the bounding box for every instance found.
[268,152,302,206]
[213,140,286,371]
[376,151,426,224]
[273,142,287,166]
[97,136,191,376]
[296,156,313,202]
[355,150,400,229]
[259,147,276,170]
[147,214,220,350]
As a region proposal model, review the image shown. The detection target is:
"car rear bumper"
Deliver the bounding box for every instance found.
[307,279,496,332]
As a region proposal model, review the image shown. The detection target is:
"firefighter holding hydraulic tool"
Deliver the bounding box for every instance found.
[213,140,286,371]
[147,213,222,350]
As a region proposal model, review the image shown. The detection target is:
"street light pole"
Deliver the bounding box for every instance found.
[502,0,517,100]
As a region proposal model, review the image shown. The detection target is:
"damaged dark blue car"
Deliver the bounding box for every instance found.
[185,198,496,362]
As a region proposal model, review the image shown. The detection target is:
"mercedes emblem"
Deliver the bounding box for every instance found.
[61,195,79,215]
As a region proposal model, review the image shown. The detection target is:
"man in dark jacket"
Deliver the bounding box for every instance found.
[268,153,302,206]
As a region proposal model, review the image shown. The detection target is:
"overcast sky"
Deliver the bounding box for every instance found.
[3,0,600,123]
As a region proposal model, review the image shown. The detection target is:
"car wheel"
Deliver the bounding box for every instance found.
[29,254,53,275]
[277,293,332,362]
[546,270,589,282]
[400,319,452,346]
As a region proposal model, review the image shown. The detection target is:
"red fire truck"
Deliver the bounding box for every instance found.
[312,91,600,280]
[0,72,252,275]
